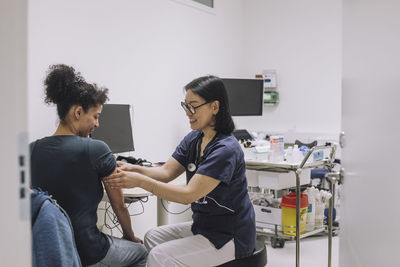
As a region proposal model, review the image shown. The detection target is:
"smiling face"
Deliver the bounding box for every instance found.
[76,105,102,137]
[183,90,218,132]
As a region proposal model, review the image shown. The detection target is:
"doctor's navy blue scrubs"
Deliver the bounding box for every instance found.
[172,130,256,259]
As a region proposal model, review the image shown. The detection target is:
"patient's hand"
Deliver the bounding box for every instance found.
[122,234,143,244]
[133,236,144,244]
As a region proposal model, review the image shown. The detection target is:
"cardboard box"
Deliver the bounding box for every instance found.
[256,168,311,190]
[254,204,282,228]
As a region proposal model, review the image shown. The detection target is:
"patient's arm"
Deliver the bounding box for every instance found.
[103,177,142,243]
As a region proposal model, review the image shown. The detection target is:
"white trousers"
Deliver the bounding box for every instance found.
[144,221,235,267]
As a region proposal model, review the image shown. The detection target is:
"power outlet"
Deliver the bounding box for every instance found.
[18,132,30,221]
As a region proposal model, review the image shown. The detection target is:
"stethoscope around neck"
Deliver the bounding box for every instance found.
[186,133,236,213]
[187,163,197,172]
[186,133,218,173]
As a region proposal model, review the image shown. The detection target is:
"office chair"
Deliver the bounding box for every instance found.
[294,139,317,149]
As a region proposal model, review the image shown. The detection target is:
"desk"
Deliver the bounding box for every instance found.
[101,188,151,202]
[122,188,151,199]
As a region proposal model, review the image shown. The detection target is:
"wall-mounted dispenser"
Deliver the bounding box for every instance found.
[256,70,279,105]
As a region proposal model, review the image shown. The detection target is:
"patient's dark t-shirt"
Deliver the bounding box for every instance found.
[30,135,116,266]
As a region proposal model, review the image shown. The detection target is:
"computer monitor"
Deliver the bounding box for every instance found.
[222,78,264,116]
[90,104,135,153]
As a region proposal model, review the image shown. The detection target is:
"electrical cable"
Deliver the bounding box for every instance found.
[99,197,149,235]
[126,198,145,217]
[160,199,191,215]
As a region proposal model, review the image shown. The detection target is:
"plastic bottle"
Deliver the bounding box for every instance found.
[305,187,316,231]
[293,144,303,164]
[314,189,325,228]
[285,146,294,163]
[278,136,284,157]
[270,136,283,162]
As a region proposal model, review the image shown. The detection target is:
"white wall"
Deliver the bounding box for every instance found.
[28,0,245,162]
[236,0,342,138]
[0,0,31,265]
[28,0,342,158]
[28,0,245,240]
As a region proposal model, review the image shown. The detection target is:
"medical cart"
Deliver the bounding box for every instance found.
[246,143,338,267]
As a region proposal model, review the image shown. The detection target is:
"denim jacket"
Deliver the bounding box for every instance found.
[31,189,82,267]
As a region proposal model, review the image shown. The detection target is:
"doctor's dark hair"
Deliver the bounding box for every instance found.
[44,64,109,122]
[184,75,235,135]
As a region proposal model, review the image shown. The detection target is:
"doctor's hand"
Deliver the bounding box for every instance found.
[116,160,137,171]
[104,169,141,189]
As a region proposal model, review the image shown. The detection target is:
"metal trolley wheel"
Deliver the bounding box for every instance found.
[270,236,285,248]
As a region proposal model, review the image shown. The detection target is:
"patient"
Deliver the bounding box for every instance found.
[30,64,147,267]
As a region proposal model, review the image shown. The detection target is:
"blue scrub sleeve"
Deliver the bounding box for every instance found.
[196,145,236,184]
[89,140,116,178]
[172,131,199,168]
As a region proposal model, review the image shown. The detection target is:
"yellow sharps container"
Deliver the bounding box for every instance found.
[281,192,309,236]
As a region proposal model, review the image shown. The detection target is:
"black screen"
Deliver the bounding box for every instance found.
[222,78,264,116]
[91,104,134,153]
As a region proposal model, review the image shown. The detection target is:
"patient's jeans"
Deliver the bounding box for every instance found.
[87,235,148,267]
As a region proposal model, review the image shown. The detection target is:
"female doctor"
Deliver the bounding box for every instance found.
[105,76,256,266]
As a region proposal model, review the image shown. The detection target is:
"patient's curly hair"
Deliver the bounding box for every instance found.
[44,64,109,122]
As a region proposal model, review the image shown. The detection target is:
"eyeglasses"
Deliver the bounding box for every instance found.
[181,101,209,114]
